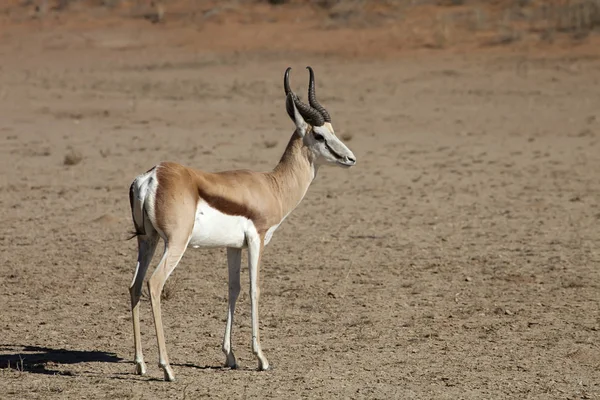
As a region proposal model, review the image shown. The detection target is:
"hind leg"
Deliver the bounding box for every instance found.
[129,233,159,375]
[148,234,189,382]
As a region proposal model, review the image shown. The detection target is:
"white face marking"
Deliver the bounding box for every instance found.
[289,94,355,167]
[188,201,254,249]
[307,123,356,167]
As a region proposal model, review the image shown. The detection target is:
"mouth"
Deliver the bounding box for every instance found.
[337,159,356,168]
[326,143,356,167]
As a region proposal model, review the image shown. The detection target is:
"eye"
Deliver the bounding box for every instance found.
[314,133,325,142]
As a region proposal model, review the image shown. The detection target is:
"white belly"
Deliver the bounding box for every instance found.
[188,201,253,249]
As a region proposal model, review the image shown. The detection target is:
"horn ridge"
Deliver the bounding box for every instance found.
[283,66,325,127]
[306,66,331,123]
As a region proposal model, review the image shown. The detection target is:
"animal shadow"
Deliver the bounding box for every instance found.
[0,344,123,376]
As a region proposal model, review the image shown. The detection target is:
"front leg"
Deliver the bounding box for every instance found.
[222,247,241,368]
[246,232,270,371]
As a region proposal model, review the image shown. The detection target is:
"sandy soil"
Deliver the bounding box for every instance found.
[1,2,599,399]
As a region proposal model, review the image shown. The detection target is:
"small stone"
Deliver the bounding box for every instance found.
[465,277,472,282]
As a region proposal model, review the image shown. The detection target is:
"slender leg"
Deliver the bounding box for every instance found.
[247,233,269,370]
[129,234,158,376]
[222,247,242,368]
[147,238,188,381]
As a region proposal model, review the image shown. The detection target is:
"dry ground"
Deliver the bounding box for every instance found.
[1,2,600,399]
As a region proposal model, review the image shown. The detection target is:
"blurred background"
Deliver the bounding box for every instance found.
[2,0,600,55]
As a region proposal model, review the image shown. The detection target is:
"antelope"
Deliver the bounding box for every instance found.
[127,66,356,381]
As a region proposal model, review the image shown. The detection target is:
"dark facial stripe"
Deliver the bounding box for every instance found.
[325,142,344,160]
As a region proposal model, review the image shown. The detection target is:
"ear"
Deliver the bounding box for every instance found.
[286,93,308,137]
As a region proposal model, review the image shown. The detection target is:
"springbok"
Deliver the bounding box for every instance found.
[127,66,356,381]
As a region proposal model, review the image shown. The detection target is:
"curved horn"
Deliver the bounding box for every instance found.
[306,66,331,123]
[284,67,292,96]
[283,67,325,126]
[295,97,325,127]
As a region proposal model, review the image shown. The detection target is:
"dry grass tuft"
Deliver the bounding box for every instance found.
[142,280,178,301]
[263,140,278,149]
[63,148,83,166]
[161,279,178,301]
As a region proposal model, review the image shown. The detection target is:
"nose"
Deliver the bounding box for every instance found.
[345,155,356,165]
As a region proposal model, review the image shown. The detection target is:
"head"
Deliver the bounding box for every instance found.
[284,67,356,168]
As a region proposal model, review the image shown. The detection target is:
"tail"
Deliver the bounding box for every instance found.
[128,179,147,240]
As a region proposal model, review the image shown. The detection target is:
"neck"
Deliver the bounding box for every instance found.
[268,131,317,217]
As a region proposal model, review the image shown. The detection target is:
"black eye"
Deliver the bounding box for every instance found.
[314,133,325,142]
